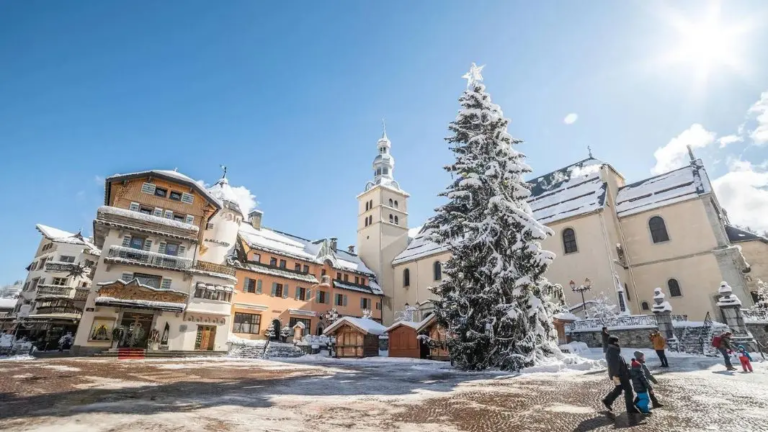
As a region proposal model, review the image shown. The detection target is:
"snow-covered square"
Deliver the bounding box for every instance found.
[1,349,767,431]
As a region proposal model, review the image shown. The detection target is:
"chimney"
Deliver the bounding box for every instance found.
[330,238,337,252]
[248,210,263,230]
[348,245,355,254]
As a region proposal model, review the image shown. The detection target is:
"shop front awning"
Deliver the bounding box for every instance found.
[95,297,186,313]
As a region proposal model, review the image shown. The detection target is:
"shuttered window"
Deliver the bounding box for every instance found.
[143,239,153,251]
[153,208,163,217]
[283,284,289,299]
[185,215,194,225]
[161,278,172,290]
[129,202,140,212]
[256,279,262,294]
[141,183,156,194]
[164,210,173,219]
[121,272,133,282]
[181,193,194,204]
[122,235,132,247]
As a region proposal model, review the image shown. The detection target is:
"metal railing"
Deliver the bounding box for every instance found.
[192,260,236,276]
[742,308,768,323]
[74,288,90,301]
[36,285,74,297]
[106,245,192,270]
[568,314,689,332]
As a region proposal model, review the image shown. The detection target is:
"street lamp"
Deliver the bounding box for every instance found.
[570,278,592,318]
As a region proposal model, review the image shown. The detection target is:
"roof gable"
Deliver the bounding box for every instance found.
[105,170,221,210]
[615,162,711,218]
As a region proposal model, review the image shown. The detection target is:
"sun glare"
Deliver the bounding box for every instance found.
[657,2,752,87]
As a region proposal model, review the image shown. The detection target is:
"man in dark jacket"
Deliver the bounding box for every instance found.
[601,327,610,353]
[718,332,737,371]
[602,336,640,415]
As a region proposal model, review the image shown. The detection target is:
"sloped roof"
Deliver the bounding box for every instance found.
[392,225,448,265]
[323,316,387,336]
[527,158,608,224]
[615,162,711,218]
[238,223,376,280]
[36,224,99,252]
[726,225,768,244]
[104,169,221,209]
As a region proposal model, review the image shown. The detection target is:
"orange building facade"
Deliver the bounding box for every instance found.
[230,215,384,341]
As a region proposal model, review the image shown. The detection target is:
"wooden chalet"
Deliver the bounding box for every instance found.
[416,314,449,361]
[323,317,385,358]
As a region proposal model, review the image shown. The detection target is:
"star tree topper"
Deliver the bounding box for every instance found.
[462,62,485,89]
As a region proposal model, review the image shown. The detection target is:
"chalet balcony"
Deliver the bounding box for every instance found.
[36,285,74,297]
[105,245,192,270]
[192,260,236,277]
[45,261,79,273]
[74,288,90,302]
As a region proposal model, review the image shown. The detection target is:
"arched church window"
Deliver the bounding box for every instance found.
[649,216,669,243]
[394,200,398,208]
[433,261,442,281]
[562,228,577,254]
[368,215,372,225]
[383,167,389,175]
[668,279,682,297]
[403,268,410,287]
[389,214,394,223]
[641,301,650,311]
[389,199,393,207]
[377,168,382,176]
[394,216,399,225]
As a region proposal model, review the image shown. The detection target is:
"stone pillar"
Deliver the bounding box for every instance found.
[614,274,631,316]
[716,281,754,348]
[652,287,675,346]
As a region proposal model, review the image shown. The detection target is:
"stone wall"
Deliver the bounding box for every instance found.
[569,327,657,349]
[747,322,768,348]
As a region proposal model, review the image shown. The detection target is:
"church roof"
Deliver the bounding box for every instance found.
[527,158,608,224]
[725,225,768,244]
[615,161,711,218]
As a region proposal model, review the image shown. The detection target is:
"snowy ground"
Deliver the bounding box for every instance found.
[0,349,767,431]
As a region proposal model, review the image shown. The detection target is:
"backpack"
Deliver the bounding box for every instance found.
[711,335,721,348]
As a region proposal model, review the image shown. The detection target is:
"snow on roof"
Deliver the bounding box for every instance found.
[36,224,99,252]
[416,314,438,333]
[725,225,768,244]
[207,177,244,215]
[408,225,423,240]
[392,226,449,265]
[105,169,221,209]
[386,315,433,333]
[333,280,382,296]
[323,317,387,336]
[615,162,711,218]
[238,223,376,276]
[527,158,608,224]
[0,298,17,309]
[239,262,319,284]
[98,206,199,232]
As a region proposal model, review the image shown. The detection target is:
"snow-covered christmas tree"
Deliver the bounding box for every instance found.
[427,63,559,371]
[751,280,768,310]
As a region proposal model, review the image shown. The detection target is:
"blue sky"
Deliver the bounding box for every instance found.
[1,1,767,283]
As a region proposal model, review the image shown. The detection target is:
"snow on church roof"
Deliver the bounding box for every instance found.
[527,158,608,224]
[392,225,448,265]
[615,162,711,218]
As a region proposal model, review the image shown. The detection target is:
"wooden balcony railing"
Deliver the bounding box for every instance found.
[192,260,236,276]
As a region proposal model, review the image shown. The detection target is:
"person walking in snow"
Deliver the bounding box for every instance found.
[649,330,669,367]
[601,327,610,353]
[633,351,663,408]
[629,359,652,414]
[737,345,753,373]
[717,332,737,371]
[602,336,640,415]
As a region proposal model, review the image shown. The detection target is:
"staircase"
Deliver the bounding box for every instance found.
[117,348,146,360]
[676,312,728,356]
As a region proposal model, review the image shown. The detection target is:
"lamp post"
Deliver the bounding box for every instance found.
[570,278,592,318]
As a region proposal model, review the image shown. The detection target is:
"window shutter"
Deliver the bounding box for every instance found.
[283,284,289,299]
[161,278,172,290]
[121,272,133,282]
[141,183,156,194]
[316,290,321,302]
[306,289,311,300]
[295,287,300,300]
[343,295,348,307]
[256,280,262,294]
[181,192,194,204]
[153,208,163,217]
[243,278,250,292]
[178,245,186,256]
[185,215,194,225]
[158,242,167,254]
[271,282,277,297]
[164,210,173,219]
[121,235,131,247]
[360,298,364,309]
[143,239,153,251]
[129,202,140,212]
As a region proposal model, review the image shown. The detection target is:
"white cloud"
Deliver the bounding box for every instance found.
[94,175,104,185]
[652,123,715,174]
[713,158,768,232]
[229,185,257,215]
[563,113,578,125]
[718,134,743,148]
[749,91,768,145]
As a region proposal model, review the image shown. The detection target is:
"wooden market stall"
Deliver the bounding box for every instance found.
[323,317,386,358]
[416,314,450,361]
[385,321,421,358]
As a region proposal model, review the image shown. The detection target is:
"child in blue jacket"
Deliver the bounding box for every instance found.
[630,359,652,414]
[737,345,753,373]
